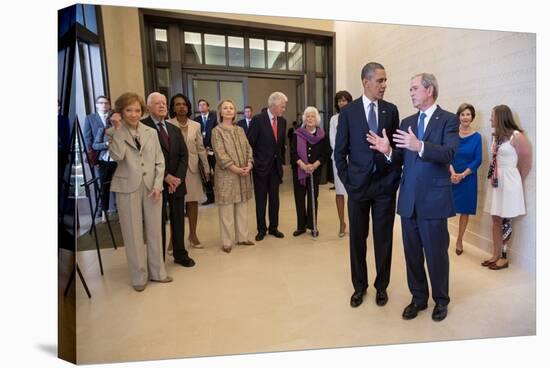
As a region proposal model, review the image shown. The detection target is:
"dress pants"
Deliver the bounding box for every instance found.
[218,201,249,246]
[348,179,396,293]
[161,192,188,262]
[292,171,320,231]
[116,182,167,286]
[253,164,281,233]
[401,212,450,306]
[98,160,117,212]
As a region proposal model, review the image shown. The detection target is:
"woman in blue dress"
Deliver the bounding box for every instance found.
[450,103,482,255]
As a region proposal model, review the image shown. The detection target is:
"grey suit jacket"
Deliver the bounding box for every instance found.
[83,112,106,151]
[106,122,165,194]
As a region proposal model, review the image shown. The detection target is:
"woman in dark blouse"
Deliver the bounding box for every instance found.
[291,106,330,237]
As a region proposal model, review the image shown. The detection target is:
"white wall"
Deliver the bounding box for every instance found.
[334,21,536,272]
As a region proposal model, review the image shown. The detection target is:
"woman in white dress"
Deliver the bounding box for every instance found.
[483,105,532,270]
[329,90,353,237]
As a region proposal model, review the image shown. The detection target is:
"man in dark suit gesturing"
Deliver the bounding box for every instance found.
[334,62,402,309]
[368,73,458,322]
[143,92,195,267]
[248,92,288,241]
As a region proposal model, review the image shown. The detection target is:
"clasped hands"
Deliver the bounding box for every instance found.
[299,160,319,174]
[165,174,181,194]
[366,127,422,154]
[230,162,253,176]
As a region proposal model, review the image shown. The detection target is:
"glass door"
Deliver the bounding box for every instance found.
[186,74,248,120]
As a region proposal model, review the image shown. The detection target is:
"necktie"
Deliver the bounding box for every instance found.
[367,102,377,133]
[158,122,170,148]
[202,115,207,130]
[418,112,426,140]
[271,116,278,142]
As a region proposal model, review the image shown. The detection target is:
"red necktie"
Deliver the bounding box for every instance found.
[271,116,278,142]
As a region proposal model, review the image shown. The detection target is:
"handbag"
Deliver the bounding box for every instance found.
[86,147,99,167]
[198,158,210,187]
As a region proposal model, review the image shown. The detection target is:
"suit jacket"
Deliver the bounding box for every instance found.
[247,110,287,180]
[106,123,165,194]
[396,105,459,219]
[334,97,402,200]
[83,112,107,152]
[195,112,217,149]
[237,118,251,135]
[142,116,188,198]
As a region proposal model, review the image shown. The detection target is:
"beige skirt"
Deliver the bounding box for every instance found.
[184,169,207,203]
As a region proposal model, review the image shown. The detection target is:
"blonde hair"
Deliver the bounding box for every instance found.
[217,99,237,124]
[302,106,321,127]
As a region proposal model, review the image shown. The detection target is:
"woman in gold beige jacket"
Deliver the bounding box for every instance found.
[168,93,210,248]
[211,99,255,252]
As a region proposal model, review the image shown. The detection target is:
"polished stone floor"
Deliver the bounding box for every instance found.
[75,167,535,364]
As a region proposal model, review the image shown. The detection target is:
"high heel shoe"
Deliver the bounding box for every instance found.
[455,247,463,255]
[338,224,346,238]
[222,245,232,253]
[189,238,203,249]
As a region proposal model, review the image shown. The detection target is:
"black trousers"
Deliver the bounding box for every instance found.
[161,193,188,262]
[205,154,216,202]
[292,170,320,231]
[348,179,396,293]
[253,164,281,233]
[97,160,117,213]
[401,213,450,306]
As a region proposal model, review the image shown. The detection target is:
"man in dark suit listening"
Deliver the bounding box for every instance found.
[196,98,217,205]
[83,95,114,219]
[143,92,195,267]
[368,73,458,322]
[248,92,288,241]
[237,105,253,134]
[334,62,402,309]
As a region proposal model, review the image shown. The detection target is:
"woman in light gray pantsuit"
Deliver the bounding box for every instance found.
[106,92,172,292]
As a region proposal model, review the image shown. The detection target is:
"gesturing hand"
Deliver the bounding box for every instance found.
[393,126,422,152]
[110,112,122,129]
[366,128,391,155]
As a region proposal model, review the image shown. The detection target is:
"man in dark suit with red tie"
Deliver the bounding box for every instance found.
[334,62,402,309]
[248,92,288,241]
[368,73,458,322]
[142,92,195,268]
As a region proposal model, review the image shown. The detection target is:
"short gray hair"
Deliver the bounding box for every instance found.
[146,92,166,106]
[268,92,288,107]
[302,106,321,127]
[361,62,385,80]
[411,73,439,100]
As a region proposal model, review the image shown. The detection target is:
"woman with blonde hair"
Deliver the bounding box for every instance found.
[483,105,532,270]
[211,99,255,252]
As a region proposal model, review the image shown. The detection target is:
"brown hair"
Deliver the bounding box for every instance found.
[217,99,237,124]
[114,92,146,116]
[492,104,523,140]
[456,103,476,121]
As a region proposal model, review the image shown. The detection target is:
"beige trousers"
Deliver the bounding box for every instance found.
[217,201,249,247]
[116,182,167,286]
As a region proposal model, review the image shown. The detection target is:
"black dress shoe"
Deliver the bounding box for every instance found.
[375,290,388,306]
[402,302,428,320]
[255,232,266,241]
[174,257,195,267]
[432,304,448,322]
[350,290,365,308]
[268,229,285,238]
[293,229,306,237]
